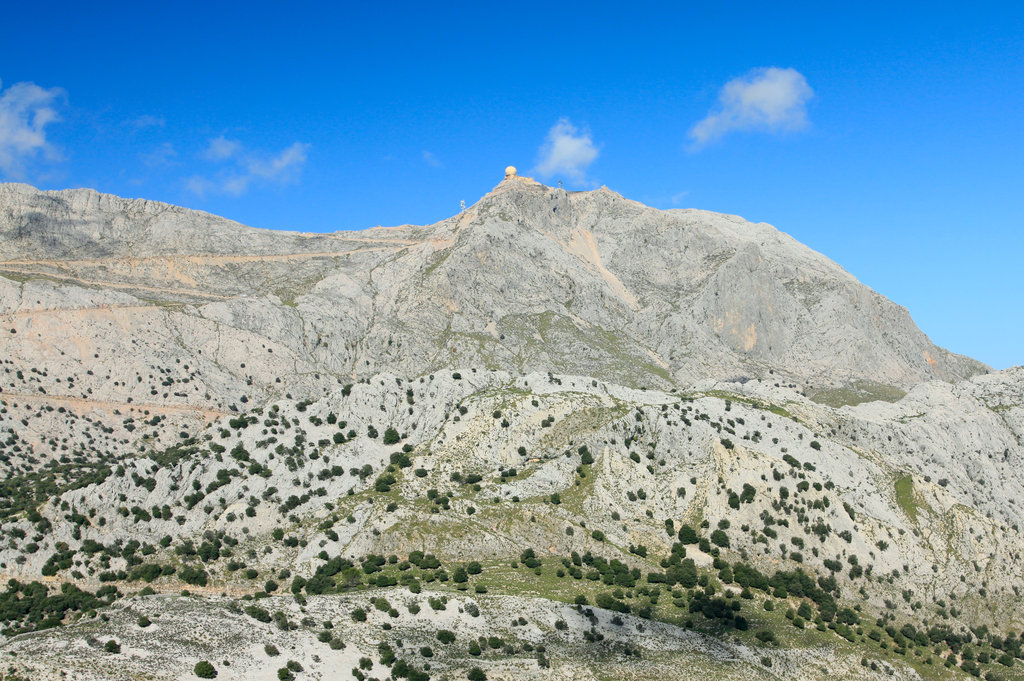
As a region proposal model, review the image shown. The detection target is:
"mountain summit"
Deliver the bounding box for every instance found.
[0,177,984,414]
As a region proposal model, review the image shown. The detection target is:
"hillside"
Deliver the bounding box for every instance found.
[0,176,1020,681]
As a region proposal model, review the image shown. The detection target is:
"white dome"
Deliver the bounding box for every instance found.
[504,166,517,178]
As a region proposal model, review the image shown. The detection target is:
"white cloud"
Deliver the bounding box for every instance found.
[202,136,241,161]
[187,139,310,197]
[534,118,599,183]
[422,150,442,168]
[0,79,64,179]
[689,67,813,147]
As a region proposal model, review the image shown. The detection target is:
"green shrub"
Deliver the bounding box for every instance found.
[678,525,698,544]
[194,660,217,678]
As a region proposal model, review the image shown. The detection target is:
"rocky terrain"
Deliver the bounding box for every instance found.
[0,175,985,407]
[0,175,1020,681]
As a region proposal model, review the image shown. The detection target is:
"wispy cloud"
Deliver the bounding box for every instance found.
[669,190,690,206]
[0,79,64,179]
[187,139,310,197]
[184,176,215,196]
[129,114,165,129]
[202,136,242,161]
[689,67,813,148]
[422,150,443,168]
[534,117,599,184]
[232,142,309,193]
[141,141,177,167]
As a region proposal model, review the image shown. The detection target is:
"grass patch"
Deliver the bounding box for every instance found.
[136,296,187,309]
[0,269,73,287]
[698,390,797,420]
[421,249,452,277]
[810,381,906,408]
[894,475,918,521]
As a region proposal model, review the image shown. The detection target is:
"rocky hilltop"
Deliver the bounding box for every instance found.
[0,176,1020,681]
[0,175,985,410]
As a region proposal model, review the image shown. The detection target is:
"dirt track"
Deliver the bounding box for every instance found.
[0,390,226,420]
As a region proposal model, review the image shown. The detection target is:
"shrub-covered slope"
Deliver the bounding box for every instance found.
[1,369,1021,680]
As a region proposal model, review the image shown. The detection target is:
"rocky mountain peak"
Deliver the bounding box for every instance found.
[0,179,987,414]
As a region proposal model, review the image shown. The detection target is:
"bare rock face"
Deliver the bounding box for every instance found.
[0,178,986,423]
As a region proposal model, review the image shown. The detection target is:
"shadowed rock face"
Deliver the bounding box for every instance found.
[0,177,986,421]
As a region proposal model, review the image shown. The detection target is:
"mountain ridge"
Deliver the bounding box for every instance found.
[0,178,988,406]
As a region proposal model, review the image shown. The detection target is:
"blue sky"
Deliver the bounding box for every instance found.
[1,2,1021,369]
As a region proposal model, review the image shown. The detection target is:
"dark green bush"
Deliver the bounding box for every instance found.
[194,660,217,678]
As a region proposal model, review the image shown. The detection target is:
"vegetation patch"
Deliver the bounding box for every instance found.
[894,475,919,521]
[810,381,906,408]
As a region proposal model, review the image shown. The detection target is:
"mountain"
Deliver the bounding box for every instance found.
[0,175,985,408]
[0,175,1020,681]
